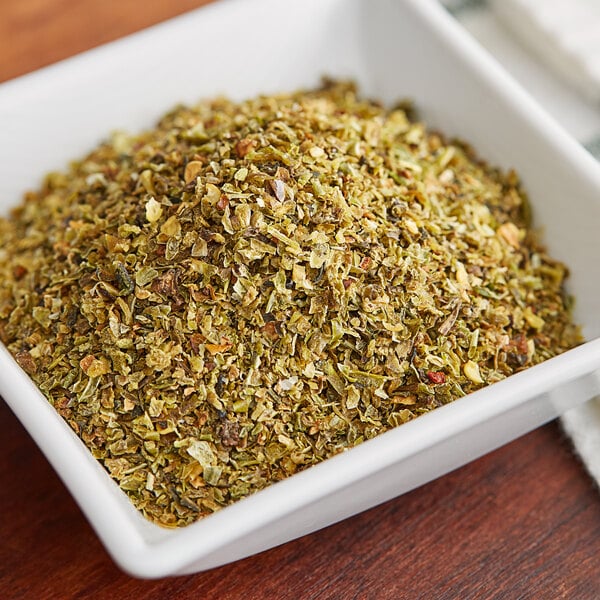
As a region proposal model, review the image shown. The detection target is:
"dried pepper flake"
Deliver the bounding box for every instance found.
[205,339,233,355]
[0,80,581,528]
[145,197,162,223]
[184,160,204,184]
[80,355,111,377]
[426,371,446,385]
[464,360,485,384]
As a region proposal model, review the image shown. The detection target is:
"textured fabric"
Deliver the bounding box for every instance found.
[492,0,600,103]
[442,0,600,485]
[444,0,600,153]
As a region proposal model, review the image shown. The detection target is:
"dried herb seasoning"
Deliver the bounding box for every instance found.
[0,81,581,526]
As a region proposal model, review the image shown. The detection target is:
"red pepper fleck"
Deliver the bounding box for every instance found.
[426,371,446,385]
[512,333,529,355]
[261,321,280,341]
[15,350,37,374]
[235,138,257,158]
[189,333,204,354]
[359,256,372,270]
[216,195,229,211]
[12,265,27,280]
[197,411,208,427]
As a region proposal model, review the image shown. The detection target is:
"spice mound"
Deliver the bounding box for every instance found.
[0,82,580,527]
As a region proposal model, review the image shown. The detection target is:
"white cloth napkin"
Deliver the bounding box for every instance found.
[442,0,600,485]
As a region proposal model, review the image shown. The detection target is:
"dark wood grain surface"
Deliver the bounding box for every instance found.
[1,2,599,598]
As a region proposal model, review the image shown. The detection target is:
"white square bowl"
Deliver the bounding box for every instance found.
[1,0,600,578]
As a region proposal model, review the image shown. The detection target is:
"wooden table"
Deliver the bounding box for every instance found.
[1,2,599,597]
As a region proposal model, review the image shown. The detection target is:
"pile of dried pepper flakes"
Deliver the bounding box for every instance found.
[0,81,580,526]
